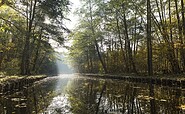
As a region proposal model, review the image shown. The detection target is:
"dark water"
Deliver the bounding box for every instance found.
[0,74,185,114]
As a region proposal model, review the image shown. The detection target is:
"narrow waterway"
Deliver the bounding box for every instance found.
[0,74,185,114]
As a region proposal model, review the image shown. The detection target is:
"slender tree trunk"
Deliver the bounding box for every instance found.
[147,0,153,76]
[115,10,128,72]
[88,0,108,73]
[32,29,42,73]
[169,0,173,42]
[123,13,137,73]
[181,0,185,37]
[86,50,90,72]
[181,0,185,71]
[133,7,138,58]
[21,0,37,75]
[152,2,180,74]
[94,40,108,73]
[0,52,3,70]
[175,0,184,72]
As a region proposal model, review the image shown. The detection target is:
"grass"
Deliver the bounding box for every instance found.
[0,75,47,84]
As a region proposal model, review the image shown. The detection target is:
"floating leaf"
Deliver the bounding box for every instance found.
[160,99,167,102]
[114,94,122,98]
[177,105,185,110]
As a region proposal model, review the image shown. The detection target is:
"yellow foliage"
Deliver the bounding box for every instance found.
[0,5,9,10]
[177,105,185,110]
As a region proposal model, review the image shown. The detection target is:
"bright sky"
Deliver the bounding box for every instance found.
[64,0,81,30]
[54,0,81,53]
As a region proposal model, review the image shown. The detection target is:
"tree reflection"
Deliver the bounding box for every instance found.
[0,77,63,114]
[0,77,185,114]
[67,78,100,113]
[67,79,143,113]
[67,79,185,114]
[149,84,156,114]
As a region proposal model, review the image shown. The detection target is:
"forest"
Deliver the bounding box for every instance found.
[1,1,185,113]
[0,0,70,75]
[68,0,185,75]
[0,0,185,76]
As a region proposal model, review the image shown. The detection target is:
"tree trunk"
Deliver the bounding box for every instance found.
[152,0,181,74]
[123,13,137,73]
[0,52,3,70]
[175,0,184,72]
[94,40,108,73]
[21,0,37,75]
[169,0,173,42]
[115,10,128,72]
[88,0,108,73]
[32,29,42,73]
[86,50,90,72]
[181,0,185,71]
[147,0,153,76]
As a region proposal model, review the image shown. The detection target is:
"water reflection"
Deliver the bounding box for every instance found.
[0,75,70,114]
[0,75,185,114]
[67,78,185,114]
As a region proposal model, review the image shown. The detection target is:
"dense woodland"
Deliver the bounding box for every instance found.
[1,0,185,76]
[68,0,185,75]
[0,0,70,75]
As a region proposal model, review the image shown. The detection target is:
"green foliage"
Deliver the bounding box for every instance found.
[3,58,20,75]
[68,0,185,74]
[39,0,69,19]
[0,0,69,75]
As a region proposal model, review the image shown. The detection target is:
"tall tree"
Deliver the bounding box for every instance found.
[88,0,108,73]
[0,0,69,75]
[147,0,153,76]
[18,0,69,75]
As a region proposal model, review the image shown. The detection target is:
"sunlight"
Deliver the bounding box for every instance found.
[44,18,50,24]
[65,0,81,30]
[45,94,71,114]
[43,74,76,114]
[55,53,74,74]
[54,0,81,53]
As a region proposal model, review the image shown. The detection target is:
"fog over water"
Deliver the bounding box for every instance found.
[56,54,74,74]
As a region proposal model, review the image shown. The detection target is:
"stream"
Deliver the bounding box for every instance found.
[0,74,185,114]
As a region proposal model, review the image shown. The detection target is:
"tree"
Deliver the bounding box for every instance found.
[0,0,70,75]
[147,0,153,76]
[68,0,184,75]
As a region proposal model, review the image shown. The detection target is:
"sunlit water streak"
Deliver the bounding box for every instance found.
[1,74,185,114]
[44,94,71,114]
[41,74,76,114]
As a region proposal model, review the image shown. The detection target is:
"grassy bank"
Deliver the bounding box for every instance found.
[0,75,47,94]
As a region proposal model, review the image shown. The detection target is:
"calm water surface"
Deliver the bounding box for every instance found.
[0,74,185,114]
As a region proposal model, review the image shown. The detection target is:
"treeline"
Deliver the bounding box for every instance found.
[68,0,185,75]
[0,0,69,75]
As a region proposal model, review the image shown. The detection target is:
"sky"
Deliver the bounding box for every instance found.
[64,0,81,30]
[54,0,81,53]
[51,0,81,71]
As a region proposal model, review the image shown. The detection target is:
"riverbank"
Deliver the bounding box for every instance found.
[0,75,47,94]
[81,74,185,87]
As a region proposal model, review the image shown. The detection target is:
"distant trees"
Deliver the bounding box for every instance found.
[0,0,69,75]
[68,0,185,75]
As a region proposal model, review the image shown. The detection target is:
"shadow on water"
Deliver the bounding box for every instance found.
[0,74,185,114]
